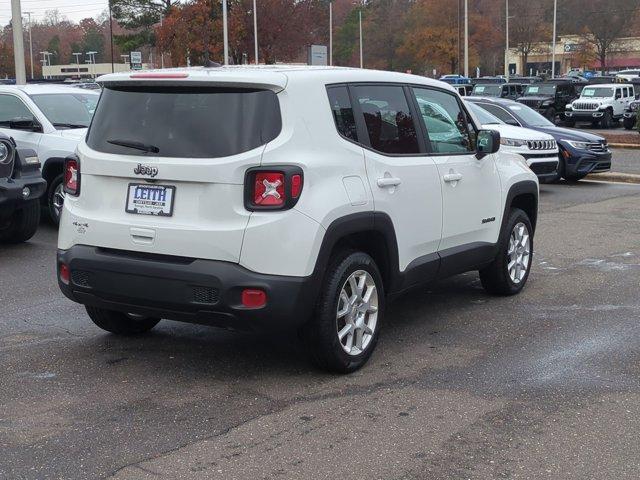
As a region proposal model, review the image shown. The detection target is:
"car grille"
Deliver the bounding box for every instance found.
[71,270,91,288]
[519,99,541,108]
[529,162,558,175]
[572,101,599,111]
[586,142,608,153]
[527,140,557,150]
[192,286,220,305]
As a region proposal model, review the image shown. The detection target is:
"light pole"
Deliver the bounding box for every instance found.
[464,0,469,78]
[505,0,509,79]
[108,0,115,73]
[329,1,333,66]
[222,0,229,65]
[24,11,33,80]
[359,9,363,68]
[11,0,26,84]
[73,52,82,78]
[551,0,557,78]
[253,0,258,64]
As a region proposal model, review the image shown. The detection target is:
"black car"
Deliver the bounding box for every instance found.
[467,97,612,181]
[470,83,523,100]
[623,98,640,130]
[454,84,473,96]
[516,81,579,122]
[508,76,542,84]
[0,135,46,243]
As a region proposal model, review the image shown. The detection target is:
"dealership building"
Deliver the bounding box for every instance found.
[506,35,640,76]
[42,62,150,79]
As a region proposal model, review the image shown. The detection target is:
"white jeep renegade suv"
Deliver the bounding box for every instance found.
[57,66,539,372]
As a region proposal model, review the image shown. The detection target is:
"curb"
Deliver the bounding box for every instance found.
[609,143,640,149]
[586,172,640,184]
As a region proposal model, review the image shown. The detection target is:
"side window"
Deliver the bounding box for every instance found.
[327,86,358,142]
[350,84,419,155]
[412,87,474,154]
[616,88,622,99]
[480,103,519,125]
[0,95,33,126]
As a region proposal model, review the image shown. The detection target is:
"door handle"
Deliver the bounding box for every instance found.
[377,177,402,188]
[443,173,463,183]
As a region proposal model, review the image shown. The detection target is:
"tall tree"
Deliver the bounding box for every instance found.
[110,0,177,51]
[509,0,550,75]
[579,0,640,72]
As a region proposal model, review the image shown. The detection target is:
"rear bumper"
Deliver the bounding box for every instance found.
[57,246,318,332]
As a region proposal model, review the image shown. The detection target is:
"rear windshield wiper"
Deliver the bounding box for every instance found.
[53,122,88,129]
[107,139,160,154]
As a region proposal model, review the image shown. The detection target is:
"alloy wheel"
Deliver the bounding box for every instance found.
[507,222,531,284]
[336,270,379,356]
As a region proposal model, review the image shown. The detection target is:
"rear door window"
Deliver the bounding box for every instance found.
[86,86,281,158]
[327,86,358,142]
[350,84,420,155]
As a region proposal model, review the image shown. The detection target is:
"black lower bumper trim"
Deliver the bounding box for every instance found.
[57,246,318,331]
[0,177,47,209]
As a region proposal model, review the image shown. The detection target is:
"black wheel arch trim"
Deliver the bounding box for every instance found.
[502,180,539,235]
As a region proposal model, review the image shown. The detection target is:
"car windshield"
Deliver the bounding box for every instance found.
[472,85,501,96]
[507,104,555,127]
[524,85,556,96]
[581,87,614,98]
[466,102,504,125]
[29,93,99,128]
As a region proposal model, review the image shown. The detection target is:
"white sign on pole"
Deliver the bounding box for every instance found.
[308,45,328,66]
[130,51,142,70]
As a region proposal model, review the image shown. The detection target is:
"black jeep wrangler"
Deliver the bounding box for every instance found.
[516,80,579,123]
[0,134,46,243]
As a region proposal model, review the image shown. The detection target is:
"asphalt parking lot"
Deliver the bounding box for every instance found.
[1,180,640,480]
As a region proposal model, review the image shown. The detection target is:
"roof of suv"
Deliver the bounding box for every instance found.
[0,84,100,95]
[96,65,455,92]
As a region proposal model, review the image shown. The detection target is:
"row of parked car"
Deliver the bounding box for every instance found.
[449,76,640,130]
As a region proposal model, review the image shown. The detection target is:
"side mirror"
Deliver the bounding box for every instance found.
[8,117,42,133]
[476,129,500,159]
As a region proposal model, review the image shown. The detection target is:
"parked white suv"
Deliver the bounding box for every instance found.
[466,101,558,182]
[565,84,634,128]
[0,85,99,224]
[57,67,539,372]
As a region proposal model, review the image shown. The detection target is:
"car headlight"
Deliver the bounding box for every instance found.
[500,138,527,147]
[563,139,589,149]
[0,140,13,164]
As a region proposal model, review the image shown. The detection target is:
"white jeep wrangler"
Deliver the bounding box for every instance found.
[565,84,634,128]
[57,67,538,372]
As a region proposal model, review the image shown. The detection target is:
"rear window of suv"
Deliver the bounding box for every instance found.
[86,86,281,158]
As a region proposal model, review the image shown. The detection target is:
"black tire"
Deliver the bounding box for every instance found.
[85,306,160,335]
[601,109,613,129]
[304,251,385,373]
[480,208,533,296]
[46,174,64,226]
[0,200,40,244]
[623,117,635,130]
[544,107,556,123]
[564,119,576,128]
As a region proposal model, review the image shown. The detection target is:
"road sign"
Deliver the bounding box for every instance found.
[308,45,327,66]
[130,51,142,70]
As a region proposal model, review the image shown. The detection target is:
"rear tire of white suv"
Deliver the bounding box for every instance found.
[305,251,384,373]
[480,208,533,296]
[86,306,160,335]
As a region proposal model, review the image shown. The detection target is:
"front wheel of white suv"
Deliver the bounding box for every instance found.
[480,208,533,296]
[305,251,385,373]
